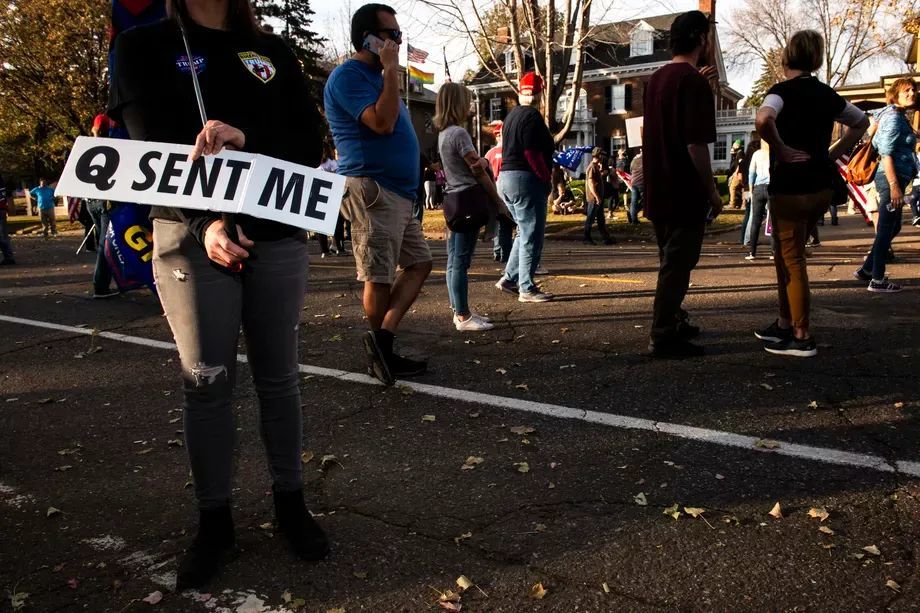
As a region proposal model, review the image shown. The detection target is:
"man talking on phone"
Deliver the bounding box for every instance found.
[324,4,433,386]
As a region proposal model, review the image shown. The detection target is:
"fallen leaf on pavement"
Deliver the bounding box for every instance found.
[454,531,472,545]
[510,426,535,435]
[137,448,153,455]
[142,591,163,605]
[755,439,781,450]
[863,545,881,556]
[461,456,484,470]
[663,504,682,520]
[469,412,480,418]
[602,582,610,593]
[495,368,507,375]
[421,415,436,422]
[438,590,460,603]
[515,384,529,392]
[438,603,461,612]
[398,384,414,396]
[819,526,835,535]
[807,400,818,409]
[515,462,530,474]
[47,507,62,518]
[684,507,705,518]
[353,571,367,579]
[167,439,183,448]
[320,454,340,470]
[281,591,292,603]
[37,398,54,404]
[768,502,783,519]
[894,402,904,409]
[10,593,28,610]
[530,583,548,599]
[54,465,73,472]
[808,507,830,522]
[886,579,901,592]
[301,451,315,464]
[534,523,547,532]
[66,578,79,589]
[633,492,648,506]
[456,576,474,591]
[760,383,773,391]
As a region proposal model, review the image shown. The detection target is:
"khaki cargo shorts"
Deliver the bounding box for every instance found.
[340,176,432,284]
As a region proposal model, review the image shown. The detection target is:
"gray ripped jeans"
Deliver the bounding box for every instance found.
[153,219,309,509]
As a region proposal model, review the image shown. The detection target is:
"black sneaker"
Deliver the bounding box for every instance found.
[582,239,596,245]
[868,279,902,293]
[388,353,427,378]
[912,217,920,227]
[92,290,120,299]
[754,319,793,343]
[273,487,330,561]
[362,331,394,386]
[853,268,872,282]
[676,311,700,340]
[603,237,617,245]
[649,337,705,359]
[764,336,817,357]
[176,507,238,591]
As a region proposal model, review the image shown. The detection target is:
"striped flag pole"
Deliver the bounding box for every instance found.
[405,35,411,120]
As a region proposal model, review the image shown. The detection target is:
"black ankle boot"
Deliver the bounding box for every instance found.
[273,488,330,561]
[176,506,236,591]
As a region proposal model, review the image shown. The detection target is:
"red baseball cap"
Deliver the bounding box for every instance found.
[518,72,544,96]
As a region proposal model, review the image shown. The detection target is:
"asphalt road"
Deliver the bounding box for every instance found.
[1,212,919,613]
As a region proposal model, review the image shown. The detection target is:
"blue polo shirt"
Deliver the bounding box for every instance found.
[30,186,56,210]
[324,59,419,201]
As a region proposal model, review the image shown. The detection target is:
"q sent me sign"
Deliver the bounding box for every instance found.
[56,137,344,236]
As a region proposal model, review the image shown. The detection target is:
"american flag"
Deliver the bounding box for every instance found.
[407,44,429,63]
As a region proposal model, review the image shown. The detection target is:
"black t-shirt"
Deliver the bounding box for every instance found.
[500,105,554,176]
[108,19,323,241]
[728,150,743,175]
[766,75,846,195]
[642,62,716,225]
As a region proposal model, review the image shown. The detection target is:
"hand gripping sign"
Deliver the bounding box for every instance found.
[56,137,345,236]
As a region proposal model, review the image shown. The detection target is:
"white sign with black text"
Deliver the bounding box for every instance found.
[55,137,344,236]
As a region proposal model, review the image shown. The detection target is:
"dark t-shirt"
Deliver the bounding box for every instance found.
[728,150,743,175]
[108,19,323,241]
[586,161,605,203]
[642,63,715,225]
[765,75,846,195]
[500,105,554,176]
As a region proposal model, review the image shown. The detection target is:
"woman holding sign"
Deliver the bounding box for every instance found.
[109,0,327,589]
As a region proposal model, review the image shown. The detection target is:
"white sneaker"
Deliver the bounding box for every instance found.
[454,314,495,331]
[744,253,756,261]
[470,312,492,323]
[534,265,549,275]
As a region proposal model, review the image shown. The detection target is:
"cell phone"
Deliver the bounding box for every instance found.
[363,34,385,56]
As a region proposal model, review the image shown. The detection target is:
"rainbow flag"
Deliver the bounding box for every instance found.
[408,65,434,85]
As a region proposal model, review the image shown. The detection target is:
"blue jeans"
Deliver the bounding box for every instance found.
[498,171,549,294]
[748,185,770,256]
[740,195,752,245]
[446,228,479,316]
[492,214,514,262]
[87,200,113,292]
[584,201,609,241]
[861,173,911,281]
[628,187,643,224]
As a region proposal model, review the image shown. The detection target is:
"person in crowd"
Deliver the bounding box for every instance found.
[0,172,14,265]
[628,149,644,224]
[435,82,505,332]
[911,141,920,226]
[854,77,917,293]
[727,140,745,209]
[552,182,578,215]
[739,138,759,246]
[484,122,514,262]
[493,72,554,303]
[643,10,721,359]
[434,164,446,207]
[318,141,348,257]
[745,139,771,260]
[754,29,868,357]
[87,113,119,297]
[109,0,329,589]
[423,161,437,210]
[69,197,96,251]
[584,147,615,245]
[325,3,433,384]
[413,152,428,222]
[30,179,57,238]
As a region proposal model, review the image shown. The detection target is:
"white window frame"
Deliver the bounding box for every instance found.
[609,84,627,113]
[713,135,728,162]
[489,97,502,122]
[610,136,627,156]
[629,24,655,58]
[504,49,516,74]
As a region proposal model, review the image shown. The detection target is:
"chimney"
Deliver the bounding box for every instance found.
[699,0,715,19]
[497,26,510,45]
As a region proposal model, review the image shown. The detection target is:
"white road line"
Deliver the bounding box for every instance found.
[3,313,918,479]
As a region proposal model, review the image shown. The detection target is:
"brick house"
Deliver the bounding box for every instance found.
[466,0,751,171]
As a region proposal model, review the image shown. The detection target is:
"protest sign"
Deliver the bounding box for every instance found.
[625,117,643,148]
[56,137,345,236]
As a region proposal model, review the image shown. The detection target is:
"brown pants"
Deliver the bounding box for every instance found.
[40,209,57,236]
[729,173,744,208]
[770,190,832,330]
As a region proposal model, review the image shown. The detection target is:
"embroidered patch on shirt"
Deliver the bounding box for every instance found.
[238,51,276,83]
[176,54,207,75]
